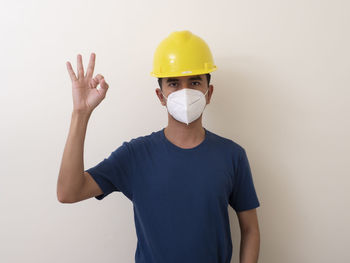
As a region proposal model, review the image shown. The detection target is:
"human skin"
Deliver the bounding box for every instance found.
[57,53,108,203]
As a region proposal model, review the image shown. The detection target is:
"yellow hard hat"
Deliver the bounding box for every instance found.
[150,30,217,78]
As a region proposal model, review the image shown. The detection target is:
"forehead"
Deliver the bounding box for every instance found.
[163,74,205,83]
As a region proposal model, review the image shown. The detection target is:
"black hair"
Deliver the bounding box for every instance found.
[158,73,211,91]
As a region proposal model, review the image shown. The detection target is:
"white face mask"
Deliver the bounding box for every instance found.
[161,88,209,125]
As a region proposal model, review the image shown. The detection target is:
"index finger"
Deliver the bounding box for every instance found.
[66,61,77,82]
[85,53,96,79]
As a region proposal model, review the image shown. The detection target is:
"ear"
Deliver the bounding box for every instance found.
[206,84,214,104]
[155,88,167,106]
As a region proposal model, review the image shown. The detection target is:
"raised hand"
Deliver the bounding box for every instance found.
[66,53,109,113]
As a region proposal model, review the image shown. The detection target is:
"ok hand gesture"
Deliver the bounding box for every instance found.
[66,53,109,113]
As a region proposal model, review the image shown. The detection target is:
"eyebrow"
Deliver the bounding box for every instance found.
[166,76,203,83]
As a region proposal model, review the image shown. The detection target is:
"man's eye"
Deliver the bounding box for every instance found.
[192,81,200,86]
[169,83,178,87]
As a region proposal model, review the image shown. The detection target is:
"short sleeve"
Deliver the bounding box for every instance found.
[229,147,260,212]
[85,141,134,201]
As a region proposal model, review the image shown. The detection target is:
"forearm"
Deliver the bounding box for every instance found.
[239,228,260,263]
[57,110,92,202]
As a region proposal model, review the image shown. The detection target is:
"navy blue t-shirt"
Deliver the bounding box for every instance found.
[85,127,260,263]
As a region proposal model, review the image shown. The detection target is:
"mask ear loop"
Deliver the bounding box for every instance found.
[204,87,209,96]
[161,91,168,100]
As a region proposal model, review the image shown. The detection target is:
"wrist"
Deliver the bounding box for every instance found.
[72,109,93,116]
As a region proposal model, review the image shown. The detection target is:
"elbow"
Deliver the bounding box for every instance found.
[57,180,66,203]
[56,175,74,203]
[56,172,83,203]
[57,190,68,203]
[57,193,75,203]
[57,187,75,203]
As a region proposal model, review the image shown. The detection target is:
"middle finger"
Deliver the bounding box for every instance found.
[77,54,84,79]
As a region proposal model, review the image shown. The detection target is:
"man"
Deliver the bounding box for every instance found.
[57,30,260,263]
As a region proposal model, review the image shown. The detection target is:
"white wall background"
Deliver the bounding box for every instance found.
[1,0,349,262]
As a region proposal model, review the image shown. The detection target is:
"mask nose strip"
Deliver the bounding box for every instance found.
[162,88,208,105]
